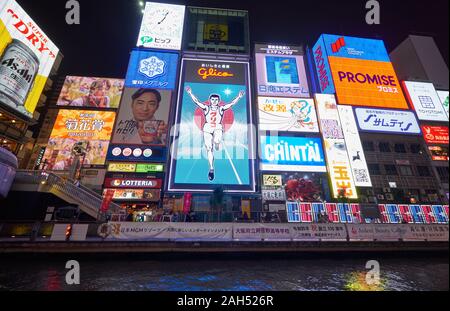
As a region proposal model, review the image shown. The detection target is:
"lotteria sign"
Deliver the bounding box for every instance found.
[354,107,421,135]
[125,49,179,90]
[104,178,162,189]
[260,135,326,173]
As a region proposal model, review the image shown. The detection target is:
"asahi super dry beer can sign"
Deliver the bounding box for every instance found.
[0,0,59,119]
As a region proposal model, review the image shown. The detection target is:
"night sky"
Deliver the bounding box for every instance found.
[17,0,449,78]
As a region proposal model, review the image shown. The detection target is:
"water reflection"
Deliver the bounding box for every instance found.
[0,256,447,291]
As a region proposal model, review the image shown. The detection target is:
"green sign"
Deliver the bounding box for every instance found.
[136,164,164,173]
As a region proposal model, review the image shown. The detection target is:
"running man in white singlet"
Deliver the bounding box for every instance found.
[185,86,245,181]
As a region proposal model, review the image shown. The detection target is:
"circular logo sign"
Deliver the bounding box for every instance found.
[133,148,143,157]
[112,147,122,157]
[123,148,132,157]
[143,149,153,158]
[112,180,121,187]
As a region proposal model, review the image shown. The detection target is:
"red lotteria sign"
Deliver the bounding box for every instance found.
[421,126,449,144]
[104,178,162,189]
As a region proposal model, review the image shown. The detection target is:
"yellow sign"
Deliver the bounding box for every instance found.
[107,163,136,173]
[263,175,283,187]
[203,24,229,42]
[241,199,251,218]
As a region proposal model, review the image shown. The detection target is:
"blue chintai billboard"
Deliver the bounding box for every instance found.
[168,58,256,193]
[260,135,327,173]
[125,49,179,90]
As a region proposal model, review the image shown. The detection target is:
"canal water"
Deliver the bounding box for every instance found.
[0,254,448,291]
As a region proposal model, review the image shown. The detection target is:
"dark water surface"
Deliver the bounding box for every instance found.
[0,254,448,291]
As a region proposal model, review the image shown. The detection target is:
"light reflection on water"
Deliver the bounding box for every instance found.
[0,256,448,291]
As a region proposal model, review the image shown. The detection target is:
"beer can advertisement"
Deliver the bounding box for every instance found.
[259,135,327,173]
[111,87,171,147]
[137,2,186,50]
[421,126,449,145]
[254,44,309,98]
[329,57,408,109]
[125,50,179,90]
[0,0,59,118]
[257,97,319,133]
[56,76,125,108]
[42,110,116,170]
[403,81,448,122]
[168,58,256,192]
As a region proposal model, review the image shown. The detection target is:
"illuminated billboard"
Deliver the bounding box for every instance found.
[137,2,185,50]
[354,107,421,135]
[260,135,326,172]
[255,44,309,98]
[437,90,449,118]
[106,162,164,173]
[421,126,449,145]
[312,36,334,94]
[319,34,390,62]
[428,146,449,161]
[103,178,162,189]
[403,82,448,122]
[168,58,255,193]
[337,105,372,188]
[125,50,179,90]
[42,110,116,170]
[57,76,124,108]
[0,0,59,118]
[110,87,171,148]
[103,188,161,202]
[329,57,408,109]
[315,94,357,199]
[257,97,319,133]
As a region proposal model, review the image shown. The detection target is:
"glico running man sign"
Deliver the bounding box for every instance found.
[168,58,256,193]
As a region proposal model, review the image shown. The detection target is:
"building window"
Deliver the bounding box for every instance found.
[417,166,431,177]
[394,144,407,153]
[436,167,449,181]
[379,142,391,152]
[368,164,381,175]
[410,144,422,154]
[399,166,414,176]
[384,165,398,175]
[363,141,375,152]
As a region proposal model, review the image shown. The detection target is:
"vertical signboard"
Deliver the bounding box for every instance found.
[337,105,372,187]
[315,94,357,199]
[403,81,448,122]
[137,2,186,50]
[168,58,255,193]
[254,44,309,98]
[0,0,59,118]
[312,36,335,94]
[437,90,449,118]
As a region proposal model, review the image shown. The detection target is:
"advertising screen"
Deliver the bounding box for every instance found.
[42,110,116,170]
[0,0,59,118]
[354,107,421,134]
[260,135,326,172]
[125,50,179,90]
[421,126,449,145]
[106,144,166,163]
[428,146,449,161]
[319,34,390,62]
[255,44,309,98]
[315,94,357,199]
[168,58,255,192]
[337,105,372,187]
[257,97,319,132]
[103,178,162,189]
[312,36,335,94]
[104,188,161,202]
[111,87,171,147]
[403,81,448,122]
[57,76,124,108]
[437,90,449,118]
[329,57,408,109]
[137,2,185,50]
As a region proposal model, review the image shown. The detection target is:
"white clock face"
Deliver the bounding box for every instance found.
[137,2,186,50]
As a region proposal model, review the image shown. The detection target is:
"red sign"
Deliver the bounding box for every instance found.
[100,189,115,212]
[421,126,449,144]
[183,193,192,215]
[104,178,162,189]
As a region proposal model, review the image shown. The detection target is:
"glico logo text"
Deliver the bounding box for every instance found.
[198,68,234,80]
[337,71,397,86]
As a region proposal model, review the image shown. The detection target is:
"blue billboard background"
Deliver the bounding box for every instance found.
[320,34,390,62]
[171,82,253,190]
[125,50,179,90]
[260,136,326,172]
[312,36,335,94]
